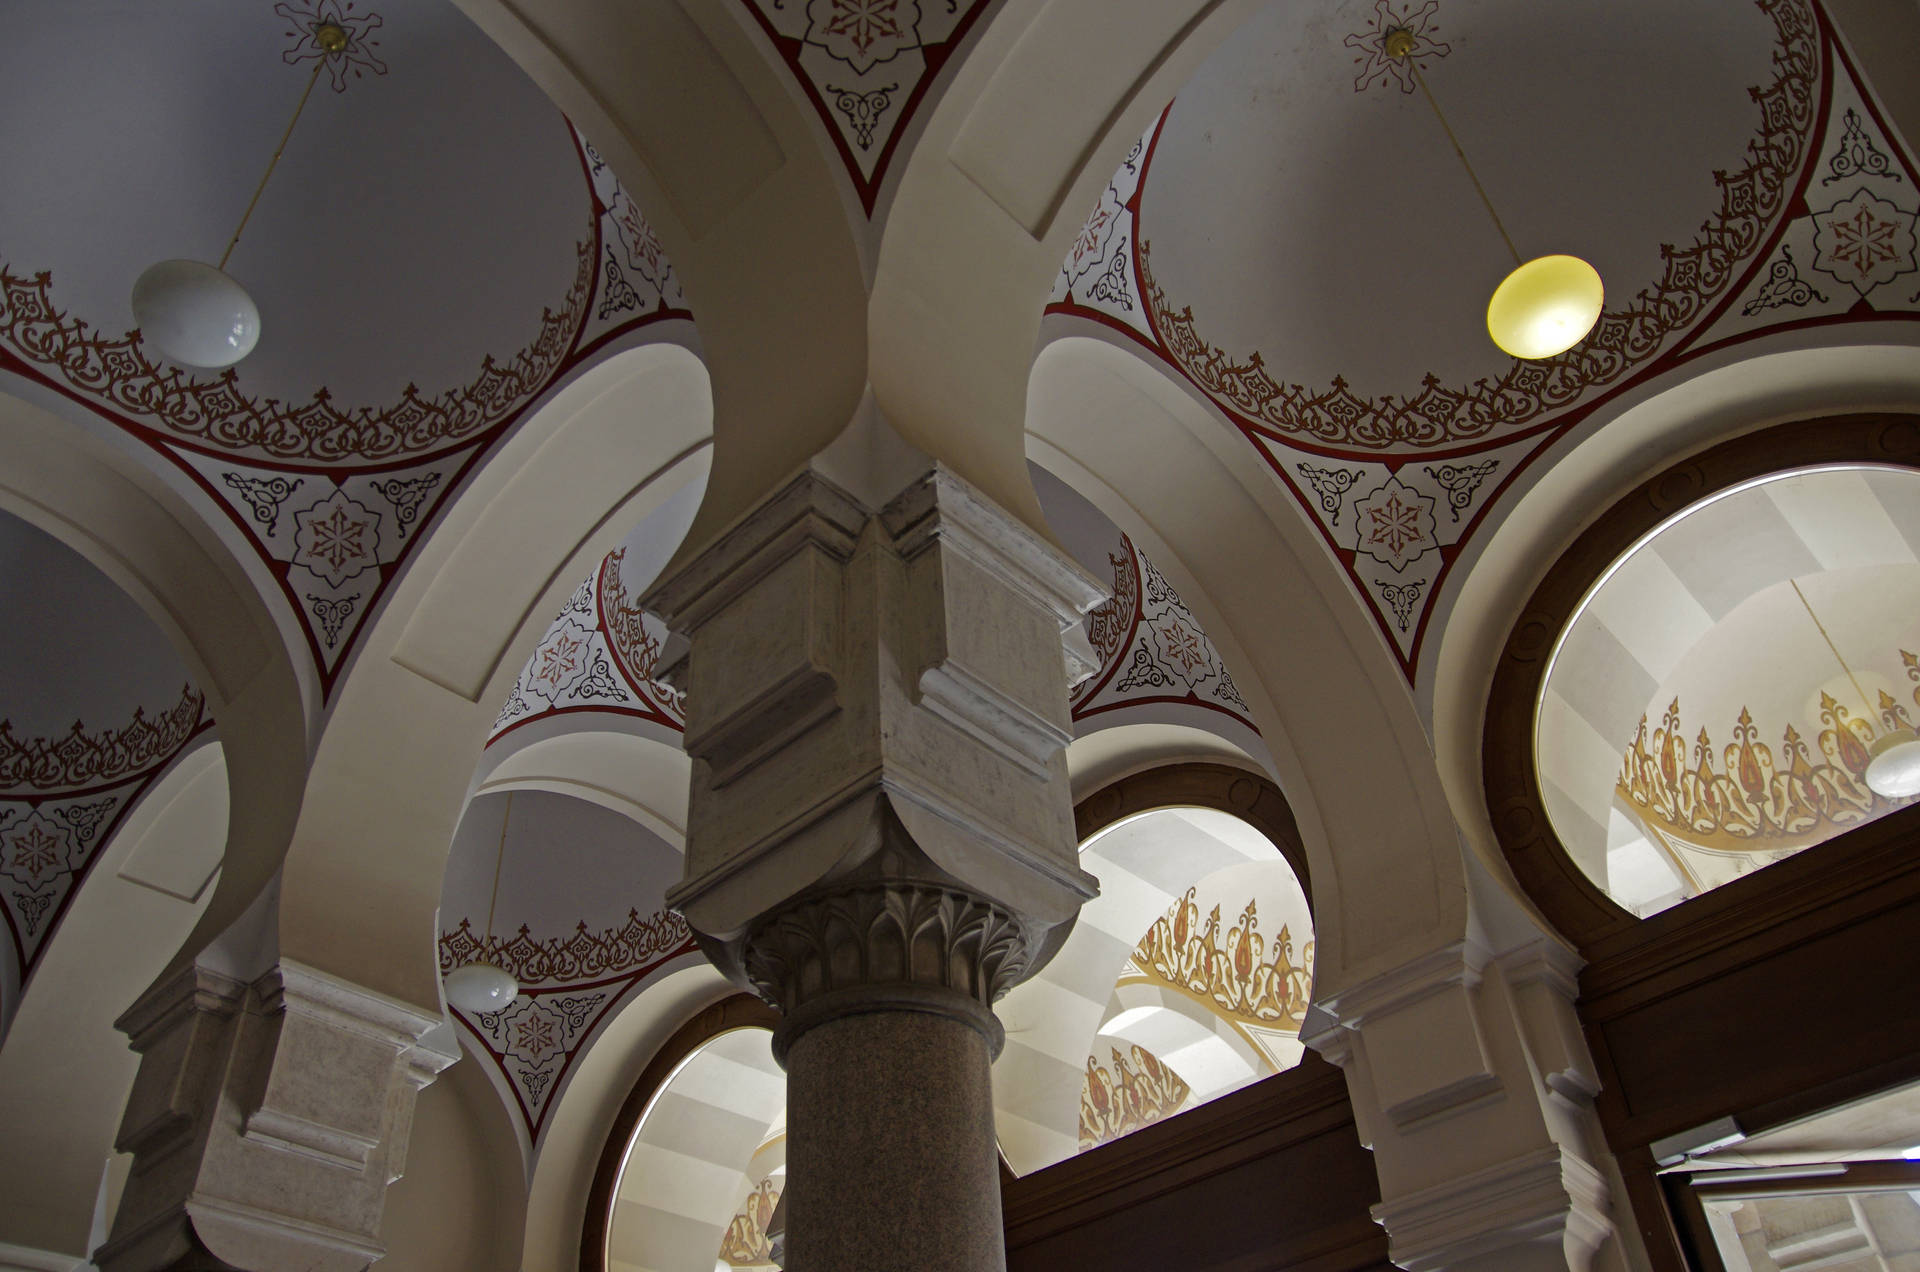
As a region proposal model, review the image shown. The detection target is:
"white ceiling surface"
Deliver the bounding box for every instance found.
[1537,467,1920,903]
[607,1026,785,1272]
[0,0,584,408]
[995,806,1311,1174]
[439,789,684,941]
[0,508,193,742]
[1141,0,1779,404]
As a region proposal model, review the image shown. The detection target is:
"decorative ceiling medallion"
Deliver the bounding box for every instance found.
[737,0,988,216]
[1811,185,1917,293]
[1345,0,1450,95]
[804,0,923,74]
[276,0,387,92]
[1352,474,1437,573]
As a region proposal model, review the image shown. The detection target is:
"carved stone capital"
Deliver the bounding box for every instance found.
[745,877,1035,1061]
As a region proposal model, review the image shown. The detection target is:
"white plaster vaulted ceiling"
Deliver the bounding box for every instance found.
[0,0,693,695]
[0,510,213,1040]
[1537,466,1920,916]
[437,790,699,1156]
[1046,0,1920,680]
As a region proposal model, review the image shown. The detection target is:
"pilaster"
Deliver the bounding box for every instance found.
[1307,935,1623,1272]
[95,959,456,1272]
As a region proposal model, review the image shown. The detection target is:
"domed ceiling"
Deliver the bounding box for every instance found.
[0,0,692,698]
[438,789,698,1152]
[0,510,212,1039]
[1046,0,1920,680]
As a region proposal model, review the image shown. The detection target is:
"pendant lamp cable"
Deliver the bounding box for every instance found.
[1790,578,1879,724]
[485,792,512,946]
[217,24,345,270]
[1389,29,1523,268]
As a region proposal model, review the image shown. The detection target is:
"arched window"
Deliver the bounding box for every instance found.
[995,763,1315,1169]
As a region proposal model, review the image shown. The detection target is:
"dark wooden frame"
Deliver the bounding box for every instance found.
[580,993,779,1272]
[1001,762,1391,1271]
[1073,760,1314,911]
[1482,411,1920,950]
[1480,412,1920,1270]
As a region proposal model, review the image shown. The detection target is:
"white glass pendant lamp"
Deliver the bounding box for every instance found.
[1789,579,1920,801]
[132,21,348,369]
[1865,730,1920,800]
[444,792,520,1015]
[1385,28,1604,360]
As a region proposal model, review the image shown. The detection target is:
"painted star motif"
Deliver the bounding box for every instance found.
[531,629,587,695]
[292,490,382,587]
[8,822,64,885]
[275,0,388,93]
[1157,622,1209,676]
[1813,188,1917,292]
[805,0,922,74]
[1353,475,1436,572]
[514,1012,557,1060]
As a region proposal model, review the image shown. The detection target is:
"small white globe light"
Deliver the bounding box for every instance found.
[1487,254,1604,360]
[131,259,261,369]
[1865,730,1920,800]
[444,961,518,1014]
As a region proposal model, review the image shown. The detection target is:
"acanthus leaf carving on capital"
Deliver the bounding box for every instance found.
[743,871,1036,1013]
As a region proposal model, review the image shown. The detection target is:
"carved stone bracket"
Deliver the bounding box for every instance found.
[96,960,456,1272]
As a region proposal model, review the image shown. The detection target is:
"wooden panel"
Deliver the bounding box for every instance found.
[1004,1054,1392,1272]
[1581,804,1920,1152]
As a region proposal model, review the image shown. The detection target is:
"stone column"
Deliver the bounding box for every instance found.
[645,462,1103,1272]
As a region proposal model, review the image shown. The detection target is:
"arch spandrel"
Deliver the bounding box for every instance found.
[1027,335,1469,992]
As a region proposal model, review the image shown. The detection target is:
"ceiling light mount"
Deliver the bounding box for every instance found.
[1387,27,1604,360]
[131,22,354,370]
[444,792,521,1015]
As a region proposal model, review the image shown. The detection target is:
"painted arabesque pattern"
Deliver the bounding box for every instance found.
[719,1178,782,1268]
[1071,533,1258,734]
[1127,885,1314,1034]
[0,685,213,1040]
[437,907,696,1145]
[1078,1041,1192,1151]
[489,545,685,744]
[1047,0,1920,681]
[0,125,691,700]
[736,0,989,216]
[1619,672,1920,854]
